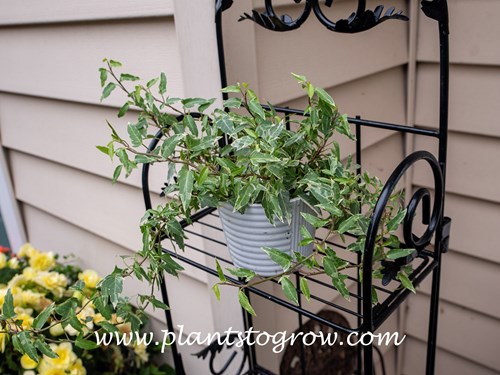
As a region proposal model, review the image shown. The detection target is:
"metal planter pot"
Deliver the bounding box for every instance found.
[218,198,315,276]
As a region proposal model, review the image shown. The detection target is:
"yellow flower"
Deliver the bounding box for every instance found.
[13,312,34,330]
[0,253,6,269]
[38,367,68,375]
[78,269,101,289]
[35,271,67,298]
[30,251,55,271]
[20,353,38,370]
[39,342,76,371]
[93,313,106,325]
[49,323,65,337]
[76,305,95,330]
[22,267,37,281]
[69,358,87,375]
[8,257,20,269]
[133,342,149,366]
[0,332,8,353]
[18,243,38,259]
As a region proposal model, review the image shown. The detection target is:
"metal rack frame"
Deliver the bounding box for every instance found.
[142,1,451,374]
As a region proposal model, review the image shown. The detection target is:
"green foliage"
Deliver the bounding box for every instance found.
[98,59,415,316]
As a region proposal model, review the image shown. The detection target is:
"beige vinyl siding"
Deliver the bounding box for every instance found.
[0,2,231,372]
[403,0,500,373]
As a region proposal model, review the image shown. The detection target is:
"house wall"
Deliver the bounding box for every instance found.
[403,1,500,374]
[0,0,498,374]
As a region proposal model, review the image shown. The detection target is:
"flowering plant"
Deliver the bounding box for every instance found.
[0,245,173,375]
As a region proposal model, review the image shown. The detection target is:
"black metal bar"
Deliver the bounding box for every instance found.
[355,118,363,375]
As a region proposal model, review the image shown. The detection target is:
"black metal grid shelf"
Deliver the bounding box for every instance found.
[144,1,452,374]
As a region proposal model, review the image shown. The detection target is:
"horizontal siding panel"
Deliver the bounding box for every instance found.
[417,0,500,65]
[252,0,408,103]
[403,337,499,375]
[0,93,168,193]
[0,19,183,105]
[405,293,500,371]
[0,0,174,25]
[441,193,500,264]
[415,63,500,137]
[413,132,500,203]
[419,251,500,319]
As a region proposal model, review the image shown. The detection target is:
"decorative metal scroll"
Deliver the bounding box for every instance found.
[362,151,444,290]
[192,333,247,375]
[235,0,408,33]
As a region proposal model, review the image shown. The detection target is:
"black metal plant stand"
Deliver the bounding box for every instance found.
[142,1,451,374]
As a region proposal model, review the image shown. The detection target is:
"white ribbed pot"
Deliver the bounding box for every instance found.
[218,198,316,276]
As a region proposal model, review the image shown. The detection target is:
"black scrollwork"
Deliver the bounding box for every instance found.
[238,0,408,33]
[192,333,247,375]
[363,151,444,286]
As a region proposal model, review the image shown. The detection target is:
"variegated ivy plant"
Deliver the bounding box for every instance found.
[97,59,416,316]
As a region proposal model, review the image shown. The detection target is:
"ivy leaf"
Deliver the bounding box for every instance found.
[233,184,255,212]
[323,257,338,279]
[280,276,299,305]
[161,134,183,159]
[120,73,140,81]
[262,247,292,271]
[331,273,350,300]
[2,289,15,319]
[301,213,328,228]
[183,115,198,137]
[101,82,116,101]
[118,102,130,118]
[94,296,112,320]
[386,209,407,232]
[98,68,108,87]
[227,268,256,282]
[212,284,221,301]
[98,321,119,333]
[315,87,335,106]
[397,271,416,293]
[178,166,194,212]
[16,331,38,362]
[127,123,143,147]
[108,59,122,67]
[338,215,359,234]
[35,339,58,359]
[75,335,100,350]
[221,85,240,93]
[238,290,256,316]
[32,303,55,330]
[215,259,226,282]
[386,248,415,260]
[159,73,167,95]
[55,297,78,317]
[300,277,311,301]
[112,165,122,183]
[99,273,123,308]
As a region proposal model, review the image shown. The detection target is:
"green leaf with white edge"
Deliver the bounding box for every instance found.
[17,331,39,362]
[161,134,184,159]
[55,297,78,318]
[386,209,407,232]
[299,225,313,242]
[216,158,238,174]
[178,166,194,212]
[108,59,122,67]
[331,273,350,300]
[120,73,140,81]
[301,212,328,228]
[98,321,119,334]
[96,145,109,156]
[262,247,292,271]
[221,85,240,93]
[159,73,167,95]
[248,99,266,120]
[99,273,123,308]
[338,215,359,234]
[291,73,307,84]
[215,259,227,282]
[238,290,256,316]
[2,289,15,319]
[149,297,170,311]
[233,184,255,212]
[31,303,55,330]
[11,333,23,354]
[280,276,299,305]
[323,257,338,279]
[101,82,116,101]
[223,97,242,109]
[94,296,112,320]
[118,102,130,118]
[112,165,122,183]
[35,339,58,359]
[300,277,311,301]
[386,248,415,260]
[99,68,108,87]
[69,280,85,292]
[315,87,335,106]
[127,123,143,147]
[227,268,256,282]
[396,271,416,293]
[249,152,280,164]
[184,115,198,136]
[371,286,379,304]
[75,335,100,350]
[146,77,159,88]
[212,284,221,301]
